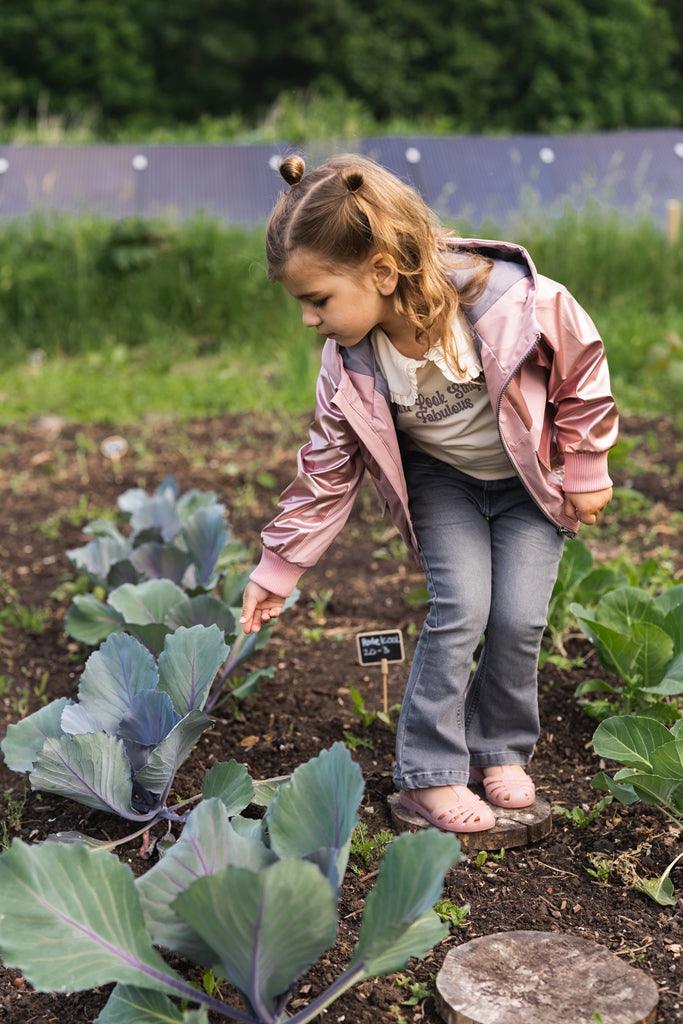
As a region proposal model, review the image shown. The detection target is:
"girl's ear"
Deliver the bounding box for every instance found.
[371,252,399,295]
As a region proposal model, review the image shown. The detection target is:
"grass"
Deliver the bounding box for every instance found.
[0,304,678,426]
[0,205,681,425]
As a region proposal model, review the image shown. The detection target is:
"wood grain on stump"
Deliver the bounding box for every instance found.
[435,930,659,1024]
[387,790,551,852]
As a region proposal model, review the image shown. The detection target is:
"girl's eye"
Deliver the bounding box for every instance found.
[312,298,328,308]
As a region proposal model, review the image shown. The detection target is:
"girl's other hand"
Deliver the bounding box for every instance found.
[563,487,613,526]
[239,581,287,634]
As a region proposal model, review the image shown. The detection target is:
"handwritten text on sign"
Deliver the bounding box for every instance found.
[355,629,405,666]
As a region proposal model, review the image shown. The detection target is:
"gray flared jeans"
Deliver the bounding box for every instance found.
[393,446,566,791]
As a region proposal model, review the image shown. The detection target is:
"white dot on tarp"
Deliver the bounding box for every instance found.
[0,158,9,174]
[132,154,148,171]
[674,142,683,159]
[405,147,421,164]
[539,147,555,164]
[269,154,282,171]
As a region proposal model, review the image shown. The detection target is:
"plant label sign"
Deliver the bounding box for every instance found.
[355,629,405,666]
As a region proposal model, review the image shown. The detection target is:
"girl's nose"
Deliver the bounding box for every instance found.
[302,311,321,328]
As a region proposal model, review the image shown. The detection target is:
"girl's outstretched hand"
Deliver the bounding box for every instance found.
[239,580,287,634]
[563,487,613,526]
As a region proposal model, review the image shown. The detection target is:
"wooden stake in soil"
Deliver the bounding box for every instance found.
[381,657,389,715]
[388,788,552,853]
[666,198,681,246]
[100,434,129,481]
[355,628,405,716]
[434,930,659,1024]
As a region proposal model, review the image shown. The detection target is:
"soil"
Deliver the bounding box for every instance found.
[0,409,681,1024]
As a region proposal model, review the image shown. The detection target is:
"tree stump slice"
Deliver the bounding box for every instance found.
[387,791,551,852]
[435,930,659,1024]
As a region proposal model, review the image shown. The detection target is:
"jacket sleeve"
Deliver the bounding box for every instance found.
[249,366,365,597]
[535,275,619,493]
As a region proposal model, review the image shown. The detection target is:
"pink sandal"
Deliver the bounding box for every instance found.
[399,785,496,833]
[468,765,535,808]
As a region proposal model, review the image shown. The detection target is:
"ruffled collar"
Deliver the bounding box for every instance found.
[370,317,483,406]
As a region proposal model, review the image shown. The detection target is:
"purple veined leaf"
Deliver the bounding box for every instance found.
[97,984,211,1022]
[118,691,182,748]
[83,518,124,541]
[137,798,275,965]
[265,742,364,894]
[126,623,173,658]
[157,624,229,716]
[29,733,158,821]
[132,526,165,548]
[0,842,253,1022]
[132,496,181,544]
[229,667,274,702]
[61,702,106,736]
[67,535,132,586]
[109,580,187,626]
[181,505,229,589]
[173,859,338,1020]
[130,543,193,585]
[0,839,184,996]
[165,595,236,636]
[107,559,142,589]
[65,595,125,645]
[177,488,219,523]
[1,698,69,772]
[117,691,182,773]
[155,476,180,503]
[350,829,460,978]
[118,487,150,515]
[201,761,254,815]
[134,710,213,797]
[73,632,160,735]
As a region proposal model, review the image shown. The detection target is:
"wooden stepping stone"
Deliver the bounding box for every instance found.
[435,930,659,1024]
[388,790,551,852]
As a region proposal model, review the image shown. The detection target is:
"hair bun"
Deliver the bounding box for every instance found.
[342,169,363,193]
[279,155,305,187]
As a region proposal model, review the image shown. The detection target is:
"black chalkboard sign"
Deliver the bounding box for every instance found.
[355,629,405,666]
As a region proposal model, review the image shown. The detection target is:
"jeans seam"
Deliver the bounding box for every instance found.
[395,541,438,775]
[464,641,488,729]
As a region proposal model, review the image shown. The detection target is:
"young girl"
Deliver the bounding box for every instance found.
[239,153,619,833]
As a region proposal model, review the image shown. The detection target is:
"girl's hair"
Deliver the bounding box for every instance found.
[266,152,493,377]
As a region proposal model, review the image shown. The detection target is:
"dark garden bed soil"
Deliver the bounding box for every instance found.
[0,409,681,1023]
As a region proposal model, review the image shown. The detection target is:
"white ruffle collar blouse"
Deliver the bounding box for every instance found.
[370,314,483,406]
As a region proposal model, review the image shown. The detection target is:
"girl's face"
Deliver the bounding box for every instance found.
[280,247,401,348]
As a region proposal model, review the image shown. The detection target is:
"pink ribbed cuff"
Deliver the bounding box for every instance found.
[249,547,306,597]
[562,451,613,493]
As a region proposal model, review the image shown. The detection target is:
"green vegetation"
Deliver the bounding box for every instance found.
[0,3,680,137]
[0,206,680,425]
[0,744,462,1023]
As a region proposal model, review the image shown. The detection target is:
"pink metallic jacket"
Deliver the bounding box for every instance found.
[250,238,620,597]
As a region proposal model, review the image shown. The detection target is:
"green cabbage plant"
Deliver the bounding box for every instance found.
[67,475,243,593]
[591,715,683,825]
[591,714,682,904]
[1,626,228,828]
[570,584,683,722]
[64,476,300,707]
[0,743,462,1023]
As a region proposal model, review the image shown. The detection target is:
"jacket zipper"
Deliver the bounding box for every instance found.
[492,330,576,538]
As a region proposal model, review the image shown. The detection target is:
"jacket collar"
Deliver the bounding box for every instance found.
[327,237,542,388]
